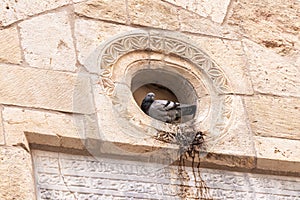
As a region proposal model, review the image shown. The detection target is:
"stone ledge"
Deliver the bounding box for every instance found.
[26,132,300,176]
[255,136,300,174]
[2,104,299,175]
[23,131,300,175]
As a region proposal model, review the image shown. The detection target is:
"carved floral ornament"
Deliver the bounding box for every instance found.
[95,30,234,144]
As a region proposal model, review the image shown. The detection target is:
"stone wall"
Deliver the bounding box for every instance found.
[0,0,299,199]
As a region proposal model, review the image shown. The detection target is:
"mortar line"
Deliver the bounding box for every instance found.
[67,2,86,73]
[1,104,91,117]
[240,95,258,169]
[240,39,255,93]
[221,0,234,25]
[1,3,73,28]
[125,0,131,25]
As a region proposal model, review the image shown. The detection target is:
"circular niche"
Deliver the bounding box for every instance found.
[94,30,233,144]
[131,63,201,123]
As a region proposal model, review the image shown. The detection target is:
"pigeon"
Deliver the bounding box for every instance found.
[141,92,197,123]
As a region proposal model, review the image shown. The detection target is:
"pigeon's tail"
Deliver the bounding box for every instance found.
[179,104,197,116]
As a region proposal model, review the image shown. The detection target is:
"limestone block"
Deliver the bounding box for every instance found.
[178,9,238,39]
[0,26,22,64]
[0,64,95,114]
[74,0,127,23]
[128,0,180,30]
[0,0,71,26]
[165,0,231,23]
[75,18,135,72]
[188,36,253,94]
[244,95,300,140]
[254,136,300,173]
[0,146,35,200]
[19,11,76,72]
[243,39,300,97]
[202,95,256,169]
[227,0,300,56]
[2,106,86,149]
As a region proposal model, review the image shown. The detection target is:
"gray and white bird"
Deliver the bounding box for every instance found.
[141,92,197,123]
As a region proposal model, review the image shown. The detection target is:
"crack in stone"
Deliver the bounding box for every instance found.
[58,153,78,200]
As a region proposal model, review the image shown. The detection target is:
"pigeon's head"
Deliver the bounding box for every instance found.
[145,92,155,101]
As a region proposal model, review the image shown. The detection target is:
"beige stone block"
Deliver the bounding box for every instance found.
[245,95,300,140]
[0,0,71,26]
[128,0,179,30]
[165,0,231,23]
[0,64,95,114]
[202,95,256,169]
[19,11,76,72]
[2,106,86,149]
[178,9,238,39]
[243,39,300,97]
[188,36,253,94]
[74,0,127,23]
[0,26,22,64]
[227,0,300,56]
[75,18,135,72]
[254,136,300,173]
[0,146,35,200]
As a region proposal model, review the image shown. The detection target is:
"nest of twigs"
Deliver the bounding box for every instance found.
[154,125,212,199]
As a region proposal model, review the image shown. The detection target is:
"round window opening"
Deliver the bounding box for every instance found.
[131,69,198,124]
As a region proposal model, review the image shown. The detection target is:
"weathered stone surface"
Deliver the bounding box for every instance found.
[128,0,179,30]
[0,26,22,64]
[0,146,35,200]
[254,136,300,173]
[33,150,300,199]
[178,9,238,39]
[227,0,300,56]
[75,18,135,72]
[203,96,256,169]
[243,39,300,97]
[245,95,300,140]
[0,106,4,145]
[165,0,231,23]
[189,36,253,94]
[0,64,94,114]
[19,11,76,72]
[0,0,71,26]
[74,0,127,23]
[2,106,85,149]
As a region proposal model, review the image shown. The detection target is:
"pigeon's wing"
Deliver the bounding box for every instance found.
[152,100,180,111]
[148,100,180,122]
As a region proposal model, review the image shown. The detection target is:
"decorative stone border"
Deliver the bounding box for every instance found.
[98,30,232,95]
[85,30,234,150]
